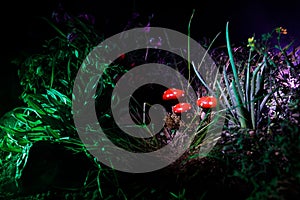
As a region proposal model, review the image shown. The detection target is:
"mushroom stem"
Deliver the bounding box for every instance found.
[201,108,212,122]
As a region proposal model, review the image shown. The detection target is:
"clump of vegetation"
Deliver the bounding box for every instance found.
[0,6,299,200]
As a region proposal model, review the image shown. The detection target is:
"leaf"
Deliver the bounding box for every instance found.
[24,95,47,115]
[22,113,43,127]
[226,22,244,104]
[30,126,47,132]
[60,79,70,87]
[245,51,252,111]
[169,192,179,198]
[226,22,248,128]
[49,88,72,106]
[259,87,278,112]
[13,113,28,125]
[250,61,266,129]
[45,126,60,139]
[0,142,23,153]
[74,49,79,58]
[0,125,26,136]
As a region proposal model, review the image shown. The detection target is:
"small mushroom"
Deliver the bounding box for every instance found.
[162,88,185,101]
[172,103,192,114]
[196,96,217,109]
[197,96,217,122]
[162,88,185,114]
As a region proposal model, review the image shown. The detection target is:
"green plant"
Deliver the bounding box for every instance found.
[0,10,106,154]
[0,11,127,198]
[212,22,285,130]
[209,24,300,199]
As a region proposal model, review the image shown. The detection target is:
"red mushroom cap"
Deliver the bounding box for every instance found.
[197,96,217,109]
[172,103,192,114]
[162,88,185,100]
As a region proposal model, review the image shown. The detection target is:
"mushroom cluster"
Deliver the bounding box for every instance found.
[162,88,192,114]
[161,87,218,140]
[162,88,217,115]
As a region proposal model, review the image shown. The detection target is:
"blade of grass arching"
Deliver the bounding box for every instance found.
[97,168,104,199]
[226,22,244,104]
[13,107,41,120]
[0,125,26,136]
[0,140,23,153]
[232,79,248,128]
[245,50,252,111]
[199,31,222,66]
[255,59,266,98]
[190,31,222,96]
[191,123,213,149]
[212,63,222,95]
[187,9,195,84]
[259,87,277,114]
[255,60,267,125]
[15,144,31,181]
[222,65,243,124]
[12,112,29,126]
[192,61,215,95]
[58,138,85,151]
[251,61,265,94]
[216,80,235,118]
[45,126,60,139]
[48,88,72,106]
[0,124,45,138]
[250,60,265,129]
[192,111,225,146]
[226,22,247,128]
[197,31,222,78]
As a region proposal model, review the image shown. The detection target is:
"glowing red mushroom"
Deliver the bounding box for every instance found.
[162,88,185,101]
[196,96,217,109]
[172,103,192,114]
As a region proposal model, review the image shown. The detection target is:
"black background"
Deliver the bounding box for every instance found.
[1,0,299,117]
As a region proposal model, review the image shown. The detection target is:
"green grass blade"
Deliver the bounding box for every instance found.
[245,51,252,111]
[192,61,215,95]
[250,59,266,129]
[226,22,244,105]
[226,22,248,128]
[187,9,195,84]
